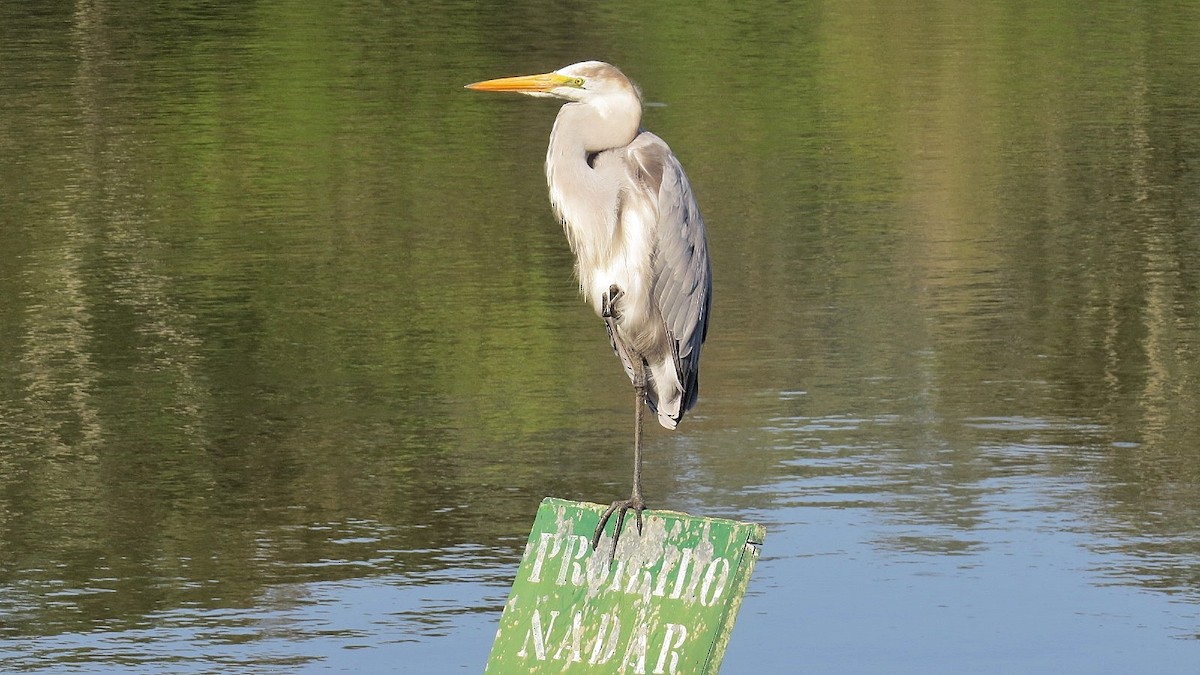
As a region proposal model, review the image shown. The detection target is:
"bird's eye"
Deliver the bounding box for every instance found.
[572,78,585,87]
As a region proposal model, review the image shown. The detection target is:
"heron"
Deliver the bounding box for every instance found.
[466,61,711,561]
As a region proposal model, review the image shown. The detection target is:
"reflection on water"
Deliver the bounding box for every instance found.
[2,0,1200,671]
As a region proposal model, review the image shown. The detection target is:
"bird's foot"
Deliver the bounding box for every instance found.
[601,284,624,320]
[590,494,645,565]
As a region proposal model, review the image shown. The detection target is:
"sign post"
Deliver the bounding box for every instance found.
[487,498,766,674]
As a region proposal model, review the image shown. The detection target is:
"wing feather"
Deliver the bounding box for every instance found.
[628,132,711,418]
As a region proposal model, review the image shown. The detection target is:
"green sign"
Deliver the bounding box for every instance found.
[487,498,766,674]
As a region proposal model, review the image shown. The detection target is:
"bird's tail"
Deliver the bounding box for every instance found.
[645,356,696,430]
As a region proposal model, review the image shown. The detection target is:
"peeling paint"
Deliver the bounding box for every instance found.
[487,498,765,674]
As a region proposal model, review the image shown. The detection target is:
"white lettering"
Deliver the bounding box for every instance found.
[668,548,693,600]
[621,624,649,674]
[528,532,562,583]
[623,555,653,597]
[699,558,731,606]
[517,608,559,660]
[652,546,681,597]
[556,535,590,586]
[587,547,615,589]
[653,623,689,674]
[588,612,621,665]
[606,558,628,593]
[669,548,706,603]
[552,611,584,662]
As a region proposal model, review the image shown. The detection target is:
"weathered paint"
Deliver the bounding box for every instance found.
[486,498,766,674]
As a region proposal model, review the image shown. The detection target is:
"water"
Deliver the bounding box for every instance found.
[2,0,1199,672]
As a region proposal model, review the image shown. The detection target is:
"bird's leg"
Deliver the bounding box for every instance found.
[591,340,648,565]
[601,284,624,320]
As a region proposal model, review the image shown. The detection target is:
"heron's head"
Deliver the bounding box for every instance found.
[466,61,642,107]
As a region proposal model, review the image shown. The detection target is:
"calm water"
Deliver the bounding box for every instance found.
[3,1,1200,672]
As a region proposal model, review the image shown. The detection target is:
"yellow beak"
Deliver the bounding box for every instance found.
[465,71,572,93]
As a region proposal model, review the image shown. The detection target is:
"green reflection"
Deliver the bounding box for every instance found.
[0,0,1198,665]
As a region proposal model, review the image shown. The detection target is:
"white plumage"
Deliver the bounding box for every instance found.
[467,61,711,557]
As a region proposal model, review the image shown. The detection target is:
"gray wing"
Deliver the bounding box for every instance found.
[628,131,711,415]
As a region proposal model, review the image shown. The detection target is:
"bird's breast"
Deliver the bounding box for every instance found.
[546,142,661,347]
[580,200,659,346]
